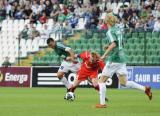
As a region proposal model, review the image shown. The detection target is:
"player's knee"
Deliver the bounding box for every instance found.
[92,82,98,87]
[91,79,98,87]
[119,74,127,86]
[120,81,127,86]
[57,72,64,79]
[99,76,109,83]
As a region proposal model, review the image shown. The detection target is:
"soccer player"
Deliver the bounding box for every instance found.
[68,51,105,93]
[96,14,152,108]
[47,38,80,90]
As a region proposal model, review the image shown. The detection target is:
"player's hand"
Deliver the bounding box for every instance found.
[71,58,79,64]
[66,57,72,61]
[66,57,78,63]
[74,54,78,58]
[72,60,79,64]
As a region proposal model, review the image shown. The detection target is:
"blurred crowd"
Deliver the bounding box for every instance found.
[0,0,160,33]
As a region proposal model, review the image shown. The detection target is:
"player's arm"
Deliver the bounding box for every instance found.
[66,48,76,62]
[101,42,116,60]
[101,30,117,60]
[57,42,76,62]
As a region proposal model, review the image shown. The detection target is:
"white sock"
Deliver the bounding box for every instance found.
[126,81,145,91]
[60,77,70,89]
[99,83,106,105]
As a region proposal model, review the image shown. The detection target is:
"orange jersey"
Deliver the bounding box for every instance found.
[79,51,105,71]
[77,51,105,81]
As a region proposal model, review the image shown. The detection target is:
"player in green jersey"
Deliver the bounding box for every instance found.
[96,14,152,108]
[47,38,80,91]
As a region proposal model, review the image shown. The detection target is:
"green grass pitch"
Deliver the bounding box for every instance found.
[0,88,159,116]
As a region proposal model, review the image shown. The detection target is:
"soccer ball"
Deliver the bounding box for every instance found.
[65,92,75,101]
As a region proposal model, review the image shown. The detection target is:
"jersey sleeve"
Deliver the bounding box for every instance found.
[57,42,71,52]
[106,30,117,44]
[98,60,105,70]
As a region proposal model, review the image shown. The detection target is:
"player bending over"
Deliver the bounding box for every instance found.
[96,14,152,108]
[47,38,80,91]
[68,51,105,94]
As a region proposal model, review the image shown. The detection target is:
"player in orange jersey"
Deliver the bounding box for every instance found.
[68,51,105,93]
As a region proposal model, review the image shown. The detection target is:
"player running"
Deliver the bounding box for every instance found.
[96,14,152,108]
[47,38,80,91]
[68,51,105,93]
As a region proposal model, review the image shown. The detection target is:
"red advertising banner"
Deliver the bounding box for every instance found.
[0,67,31,87]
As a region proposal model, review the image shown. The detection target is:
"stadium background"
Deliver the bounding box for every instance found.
[0,0,160,116]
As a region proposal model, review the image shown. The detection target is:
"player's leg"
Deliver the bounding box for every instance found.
[69,69,87,92]
[91,77,99,91]
[64,75,84,100]
[89,71,99,91]
[118,74,152,100]
[96,63,113,108]
[57,71,71,89]
[96,63,118,108]
[96,75,108,108]
[117,63,145,90]
[90,77,109,102]
[118,75,145,91]
[59,61,80,91]
[57,61,71,89]
[117,64,152,100]
[69,78,82,92]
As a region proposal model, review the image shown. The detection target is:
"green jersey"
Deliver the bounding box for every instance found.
[105,26,127,63]
[54,42,71,58]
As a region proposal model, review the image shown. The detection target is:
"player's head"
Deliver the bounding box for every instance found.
[47,38,56,49]
[90,51,100,63]
[105,13,118,27]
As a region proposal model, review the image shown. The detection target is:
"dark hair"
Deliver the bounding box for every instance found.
[47,38,54,45]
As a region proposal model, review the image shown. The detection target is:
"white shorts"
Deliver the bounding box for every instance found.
[58,60,81,73]
[101,62,128,78]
